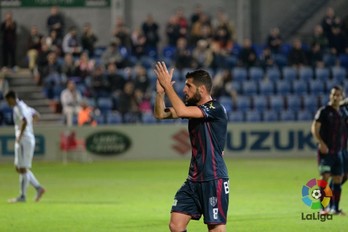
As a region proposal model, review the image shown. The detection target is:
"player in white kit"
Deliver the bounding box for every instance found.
[5,90,45,203]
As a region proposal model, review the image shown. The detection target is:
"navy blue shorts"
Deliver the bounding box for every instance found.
[318,151,343,176]
[171,178,229,225]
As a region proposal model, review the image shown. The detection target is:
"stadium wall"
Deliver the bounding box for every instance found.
[0,122,317,162]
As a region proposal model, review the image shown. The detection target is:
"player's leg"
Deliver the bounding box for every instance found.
[207,224,226,232]
[169,212,191,232]
[342,149,348,185]
[330,153,344,215]
[318,152,332,213]
[170,180,201,232]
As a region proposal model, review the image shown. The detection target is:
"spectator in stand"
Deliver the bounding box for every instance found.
[44,30,62,57]
[212,68,238,106]
[133,65,150,95]
[266,27,283,54]
[60,80,82,127]
[287,38,308,68]
[46,5,65,39]
[142,14,160,57]
[106,63,125,110]
[190,12,212,46]
[131,27,147,59]
[61,53,77,80]
[27,25,43,72]
[259,47,275,70]
[62,26,82,57]
[41,51,64,99]
[118,81,141,123]
[321,7,340,42]
[238,38,258,68]
[78,99,97,126]
[190,4,204,25]
[165,15,181,47]
[311,24,329,52]
[308,42,324,68]
[75,51,95,83]
[328,25,348,57]
[1,11,17,69]
[175,7,189,39]
[113,16,132,53]
[34,42,50,86]
[101,40,127,68]
[88,65,109,104]
[174,37,194,70]
[81,22,98,58]
[212,8,236,43]
[192,39,213,69]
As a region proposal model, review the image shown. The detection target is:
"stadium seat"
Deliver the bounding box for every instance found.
[253,95,268,112]
[97,97,113,114]
[279,109,296,121]
[242,80,258,96]
[298,66,313,82]
[235,96,251,112]
[325,79,341,93]
[331,66,346,83]
[259,80,274,96]
[319,94,329,106]
[339,54,348,70]
[297,110,313,121]
[228,110,244,122]
[249,66,264,82]
[269,95,284,112]
[274,54,288,68]
[265,67,281,82]
[263,109,278,121]
[106,112,122,124]
[219,96,234,113]
[308,79,325,95]
[275,80,291,95]
[292,80,308,96]
[282,66,297,82]
[286,95,302,111]
[232,67,248,82]
[303,94,320,113]
[162,46,176,59]
[231,81,242,94]
[142,112,157,124]
[245,110,262,122]
[315,67,330,81]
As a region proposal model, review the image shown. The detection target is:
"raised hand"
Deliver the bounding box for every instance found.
[154,61,174,90]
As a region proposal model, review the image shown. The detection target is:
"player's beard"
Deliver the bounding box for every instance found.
[184,89,202,106]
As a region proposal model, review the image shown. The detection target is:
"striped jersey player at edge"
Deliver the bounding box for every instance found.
[4,90,45,203]
[154,62,229,232]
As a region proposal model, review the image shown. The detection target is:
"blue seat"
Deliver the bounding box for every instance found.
[106,112,122,124]
[282,66,297,82]
[232,67,248,82]
[315,67,330,81]
[228,110,244,122]
[331,66,346,83]
[263,110,278,121]
[269,95,284,112]
[308,80,325,95]
[142,112,157,124]
[297,110,313,121]
[236,96,251,112]
[97,97,113,113]
[242,80,258,96]
[319,94,329,106]
[339,54,348,69]
[259,80,274,96]
[245,110,262,122]
[303,95,319,113]
[162,46,176,59]
[219,96,234,113]
[292,80,308,96]
[279,109,296,121]
[253,96,268,112]
[266,67,281,82]
[298,66,313,82]
[249,66,264,82]
[274,54,288,68]
[275,80,291,95]
[325,79,341,93]
[286,95,302,111]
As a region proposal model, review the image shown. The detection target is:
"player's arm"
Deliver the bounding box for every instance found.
[30,107,40,123]
[311,120,328,154]
[154,62,203,118]
[17,117,27,143]
[154,81,178,119]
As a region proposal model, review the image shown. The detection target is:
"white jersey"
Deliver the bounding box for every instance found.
[13,99,35,140]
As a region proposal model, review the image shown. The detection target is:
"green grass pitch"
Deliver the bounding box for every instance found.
[0,157,347,232]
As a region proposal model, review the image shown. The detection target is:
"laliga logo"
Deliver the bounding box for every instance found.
[301,178,333,222]
[301,178,332,209]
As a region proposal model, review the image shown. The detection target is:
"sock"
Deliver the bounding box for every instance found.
[27,170,41,189]
[329,180,333,209]
[332,183,342,212]
[19,174,29,198]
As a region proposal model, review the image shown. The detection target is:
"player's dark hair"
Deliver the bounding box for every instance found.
[5,90,16,99]
[185,69,212,93]
[332,85,343,92]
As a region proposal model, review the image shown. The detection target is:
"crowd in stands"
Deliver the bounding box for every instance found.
[1,5,348,125]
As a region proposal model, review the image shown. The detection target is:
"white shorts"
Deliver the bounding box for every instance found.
[14,137,35,168]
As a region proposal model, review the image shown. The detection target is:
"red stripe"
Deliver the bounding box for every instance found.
[207,122,217,179]
[217,179,226,220]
